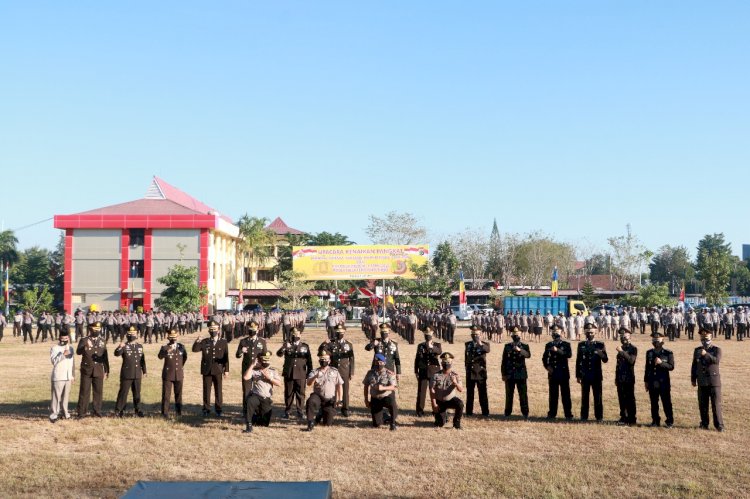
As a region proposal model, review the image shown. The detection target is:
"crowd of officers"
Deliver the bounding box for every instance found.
[43,304,726,434]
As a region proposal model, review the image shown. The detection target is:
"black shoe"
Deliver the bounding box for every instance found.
[50,418,57,424]
[296,410,303,419]
[648,422,660,428]
[93,412,103,418]
[243,424,253,433]
[136,411,145,418]
[216,411,223,418]
[616,421,627,426]
[282,412,290,419]
[389,423,397,431]
[341,409,349,417]
[717,427,724,432]
[116,411,124,418]
[564,415,574,421]
[305,421,314,432]
[699,424,709,430]
[202,410,210,417]
[416,411,424,417]
[664,423,673,429]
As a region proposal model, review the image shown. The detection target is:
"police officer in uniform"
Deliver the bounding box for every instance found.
[575,324,608,422]
[363,353,398,431]
[501,328,531,418]
[76,322,109,418]
[276,327,313,418]
[464,325,491,417]
[542,325,573,420]
[236,322,268,416]
[114,326,147,417]
[615,328,638,426]
[365,324,402,379]
[158,330,187,418]
[329,324,355,417]
[430,352,464,429]
[644,332,674,428]
[192,320,230,417]
[304,351,344,431]
[414,326,442,417]
[243,351,282,433]
[691,329,723,431]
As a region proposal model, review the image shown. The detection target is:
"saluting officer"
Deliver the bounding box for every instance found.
[576,324,608,422]
[414,327,442,417]
[615,327,638,426]
[158,330,187,418]
[501,328,531,419]
[329,324,355,417]
[644,332,674,428]
[365,324,402,379]
[276,327,313,418]
[192,320,230,417]
[236,322,268,416]
[114,326,147,417]
[464,325,491,417]
[76,322,109,418]
[542,325,573,420]
[304,351,344,431]
[430,352,464,429]
[691,329,723,431]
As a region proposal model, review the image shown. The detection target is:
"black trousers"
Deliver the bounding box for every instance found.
[616,382,637,424]
[698,385,723,429]
[339,376,351,411]
[246,394,272,426]
[725,324,734,340]
[202,373,223,413]
[738,323,746,341]
[416,377,431,414]
[116,378,142,413]
[434,397,464,428]
[370,393,398,427]
[648,383,673,425]
[548,377,572,418]
[284,378,305,413]
[77,374,104,416]
[504,379,529,417]
[161,379,183,415]
[306,393,336,425]
[466,378,489,416]
[445,325,456,344]
[580,379,603,421]
[22,324,33,343]
[687,324,696,340]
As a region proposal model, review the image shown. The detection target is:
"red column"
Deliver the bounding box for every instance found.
[120,230,130,311]
[200,229,210,317]
[144,230,152,311]
[64,229,73,313]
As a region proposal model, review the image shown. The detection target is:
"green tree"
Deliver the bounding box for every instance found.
[432,241,460,278]
[585,253,610,275]
[607,224,649,290]
[236,214,276,290]
[695,233,732,305]
[307,231,355,246]
[621,284,675,308]
[649,245,695,287]
[154,264,208,313]
[20,285,55,314]
[486,219,502,280]
[279,270,314,309]
[729,256,750,296]
[11,246,53,294]
[581,281,598,309]
[50,233,65,308]
[365,211,427,245]
[0,230,19,267]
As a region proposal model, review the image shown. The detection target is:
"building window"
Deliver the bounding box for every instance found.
[257,269,275,282]
[130,260,144,278]
[129,229,145,247]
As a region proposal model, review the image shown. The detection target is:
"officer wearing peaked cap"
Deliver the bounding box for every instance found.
[430,352,464,429]
[158,330,187,417]
[645,332,674,428]
[114,326,147,417]
[365,324,401,378]
[329,324,355,416]
[277,327,313,418]
[615,327,638,426]
[501,327,531,418]
[414,327,442,417]
[76,321,109,418]
[193,320,230,417]
[542,325,573,420]
[576,323,608,422]
[236,321,268,416]
[691,329,723,431]
[243,351,282,433]
[465,325,490,417]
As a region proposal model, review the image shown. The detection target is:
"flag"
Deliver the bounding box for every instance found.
[679,285,685,302]
[551,266,559,297]
[458,270,467,310]
[4,262,9,315]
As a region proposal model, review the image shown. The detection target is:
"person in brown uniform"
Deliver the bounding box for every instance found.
[691,329,724,431]
[363,353,398,431]
[501,329,531,418]
[414,327,442,417]
[305,351,344,431]
[158,330,187,417]
[76,322,109,418]
[276,328,313,418]
[329,324,355,417]
[114,326,147,417]
[464,325,491,417]
[430,352,464,429]
[192,320,229,417]
[236,322,268,416]
[243,351,282,433]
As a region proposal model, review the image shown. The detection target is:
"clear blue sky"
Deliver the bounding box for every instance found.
[1,1,748,259]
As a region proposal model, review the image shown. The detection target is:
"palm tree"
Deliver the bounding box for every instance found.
[236,215,276,294]
[0,230,19,268]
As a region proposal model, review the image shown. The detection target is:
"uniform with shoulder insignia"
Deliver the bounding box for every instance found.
[304,351,344,431]
[576,324,608,421]
[192,320,230,417]
[158,330,188,417]
[644,332,674,427]
[76,322,109,417]
[414,327,442,417]
[430,352,464,429]
[362,353,398,430]
[236,322,268,416]
[365,324,401,375]
[691,329,723,431]
[501,329,531,418]
[243,351,282,433]
[114,326,147,417]
[329,324,355,416]
[542,325,573,419]
[614,327,638,426]
[276,327,313,418]
[464,325,491,416]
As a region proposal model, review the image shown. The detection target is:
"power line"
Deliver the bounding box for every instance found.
[10,217,54,232]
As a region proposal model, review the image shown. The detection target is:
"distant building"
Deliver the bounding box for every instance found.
[743,244,750,262]
[53,177,239,314]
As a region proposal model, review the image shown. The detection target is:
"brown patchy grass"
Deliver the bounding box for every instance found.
[0,325,748,498]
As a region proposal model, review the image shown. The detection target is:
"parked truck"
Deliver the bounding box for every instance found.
[501,296,589,317]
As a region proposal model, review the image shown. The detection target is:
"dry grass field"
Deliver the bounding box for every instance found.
[0,323,748,498]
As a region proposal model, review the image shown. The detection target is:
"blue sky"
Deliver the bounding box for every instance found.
[1,1,748,259]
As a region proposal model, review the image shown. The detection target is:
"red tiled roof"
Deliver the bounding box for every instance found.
[78,199,205,216]
[266,217,304,235]
[227,289,328,297]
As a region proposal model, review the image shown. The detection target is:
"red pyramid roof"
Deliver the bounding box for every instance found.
[266,217,304,235]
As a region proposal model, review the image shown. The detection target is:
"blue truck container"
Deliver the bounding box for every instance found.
[502,296,574,316]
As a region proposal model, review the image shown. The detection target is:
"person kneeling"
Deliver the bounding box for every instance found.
[243,351,281,433]
[363,354,398,431]
[305,351,344,431]
[430,352,464,429]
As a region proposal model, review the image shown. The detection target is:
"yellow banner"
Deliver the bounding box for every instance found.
[292,245,429,280]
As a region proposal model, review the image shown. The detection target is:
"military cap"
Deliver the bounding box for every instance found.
[618,326,631,334]
[583,323,597,331]
[439,352,454,361]
[290,327,299,334]
[248,322,259,331]
[260,351,272,361]
[59,330,70,337]
[334,324,346,332]
[469,325,481,332]
[511,326,520,333]
[699,328,713,336]
[550,324,560,331]
[424,326,434,334]
[374,353,387,362]
[378,324,391,333]
[208,320,219,328]
[318,350,331,358]
[168,330,178,339]
[91,322,102,330]
[651,332,664,339]
[128,326,137,333]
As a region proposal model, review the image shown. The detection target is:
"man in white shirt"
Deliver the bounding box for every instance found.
[50,331,75,422]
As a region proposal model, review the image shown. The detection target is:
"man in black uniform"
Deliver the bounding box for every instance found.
[644,332,674,428]
[76,322,109,418]
[614,327,638,426]
[365,324,402,380]
[542,325,573,420]
[276,327,313,418]
[114,326,147,417]
[691,329,723,431]
[158,330,187,417]
[329,324,355,417]
[464,325,491,417]
[192,320,229,417]
[236,322,268,416]
[501,329,531,419]
[414,327,442,417]
[576,324,608,422]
